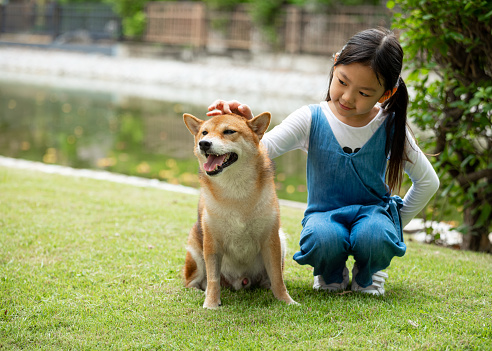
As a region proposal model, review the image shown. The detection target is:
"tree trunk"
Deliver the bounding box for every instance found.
[462,204,492,252]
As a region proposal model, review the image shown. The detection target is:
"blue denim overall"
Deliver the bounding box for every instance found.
[293,104,406,288]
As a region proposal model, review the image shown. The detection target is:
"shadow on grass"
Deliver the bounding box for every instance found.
[179,279,434,312]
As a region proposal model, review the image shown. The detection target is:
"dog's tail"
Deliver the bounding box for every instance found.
[279,228,287,271]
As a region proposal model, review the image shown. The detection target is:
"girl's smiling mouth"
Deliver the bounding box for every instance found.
[339,102,353,111]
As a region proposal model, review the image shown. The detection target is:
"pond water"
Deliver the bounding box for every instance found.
[0,79,308,202]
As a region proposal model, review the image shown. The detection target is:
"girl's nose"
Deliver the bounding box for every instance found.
[342,91,355,105]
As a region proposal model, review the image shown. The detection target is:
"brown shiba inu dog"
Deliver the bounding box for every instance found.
[182,112,297,309]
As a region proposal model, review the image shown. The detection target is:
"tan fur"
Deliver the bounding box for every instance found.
[182,112,297,309]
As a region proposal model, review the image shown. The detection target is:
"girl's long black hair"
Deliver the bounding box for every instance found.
[326,28,411,193]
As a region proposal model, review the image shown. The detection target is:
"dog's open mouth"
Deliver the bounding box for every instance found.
[203,152,238,176]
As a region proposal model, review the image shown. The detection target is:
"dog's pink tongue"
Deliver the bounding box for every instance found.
[204,154,226,172]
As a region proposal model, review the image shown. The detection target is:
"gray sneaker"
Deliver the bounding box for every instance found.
[313,265,349,292]
[351,265,388,296]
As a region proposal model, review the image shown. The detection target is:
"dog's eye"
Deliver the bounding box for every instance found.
[202,131,208,136]
[223,130,236,135]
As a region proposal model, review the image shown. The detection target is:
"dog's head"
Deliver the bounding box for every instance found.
[183,112,271,176]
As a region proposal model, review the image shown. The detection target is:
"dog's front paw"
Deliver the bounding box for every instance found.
[203,299,221,309]
[203,285,221,309]
[280,295,300,306]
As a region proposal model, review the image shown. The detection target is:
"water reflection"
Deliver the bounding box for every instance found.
[0,80,307,202]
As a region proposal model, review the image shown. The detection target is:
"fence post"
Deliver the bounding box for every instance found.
[285,6,301,54]
[0,4,4,34]
[52,1,61,40]
[192,3,206,48]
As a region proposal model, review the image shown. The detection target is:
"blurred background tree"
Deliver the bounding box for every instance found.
[103,0,148,39]
[391,0,492,252]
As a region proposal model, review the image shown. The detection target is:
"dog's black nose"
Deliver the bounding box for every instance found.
[199,140,212,151]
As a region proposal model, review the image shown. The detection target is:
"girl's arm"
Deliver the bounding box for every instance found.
[261,106,312,159]
[400,133,440,228]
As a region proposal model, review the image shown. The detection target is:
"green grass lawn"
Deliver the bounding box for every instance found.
[1,166,491,350]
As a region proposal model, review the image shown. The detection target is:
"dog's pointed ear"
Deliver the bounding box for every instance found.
[248,112,271,140]
[183,113,204,136]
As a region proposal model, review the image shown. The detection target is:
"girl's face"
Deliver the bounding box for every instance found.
[329,62,386,127]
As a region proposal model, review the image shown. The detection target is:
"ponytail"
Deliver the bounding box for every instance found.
[383,77,412,193]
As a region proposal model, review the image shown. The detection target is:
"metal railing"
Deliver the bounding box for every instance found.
[0,2,121,41]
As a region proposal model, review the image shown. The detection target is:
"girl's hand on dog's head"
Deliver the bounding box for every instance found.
[207,100,254,120]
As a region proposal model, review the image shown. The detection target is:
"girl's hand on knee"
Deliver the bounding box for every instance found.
[207,99,254,120]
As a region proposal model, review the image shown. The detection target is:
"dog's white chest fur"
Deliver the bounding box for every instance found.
[205,205,274,263]
[203,192,278,289]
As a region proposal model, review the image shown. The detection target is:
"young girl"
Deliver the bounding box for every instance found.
[207,28,439,295]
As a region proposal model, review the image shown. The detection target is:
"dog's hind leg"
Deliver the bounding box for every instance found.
[184,246,206,290]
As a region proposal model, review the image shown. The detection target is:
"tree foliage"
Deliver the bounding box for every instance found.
[103,0,148,39]
[390,0,492,251]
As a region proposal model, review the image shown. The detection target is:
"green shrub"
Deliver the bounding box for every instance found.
[390,0,492,251]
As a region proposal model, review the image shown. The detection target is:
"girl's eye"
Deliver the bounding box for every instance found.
[224,130,236,135]
[202,131,208,136]
[338,78,347,86]
[360,92,370,97]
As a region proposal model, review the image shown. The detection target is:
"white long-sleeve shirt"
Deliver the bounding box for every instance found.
[262,101,440,228]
